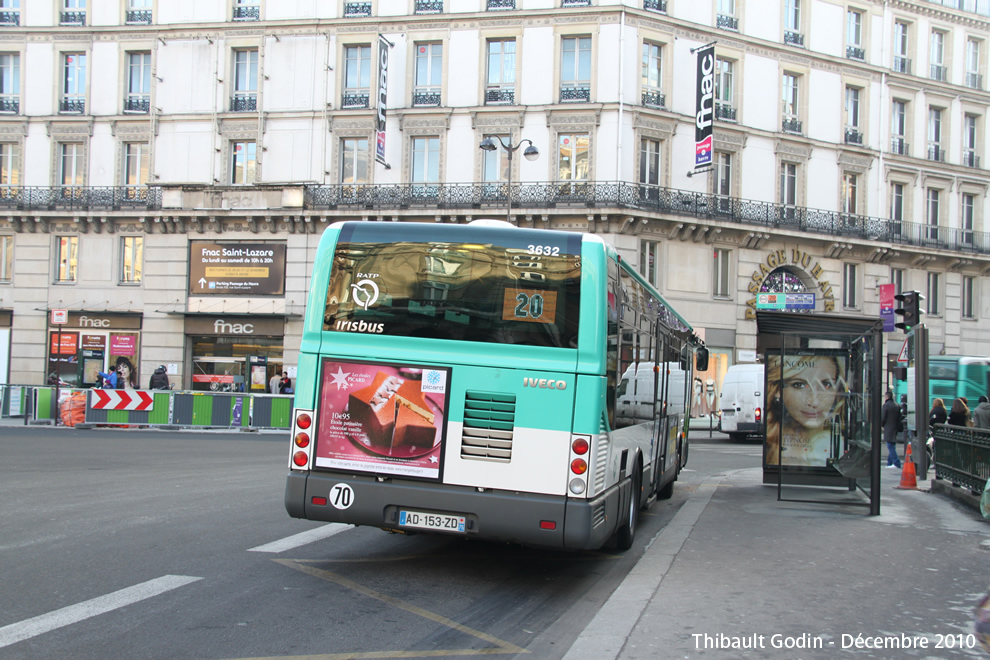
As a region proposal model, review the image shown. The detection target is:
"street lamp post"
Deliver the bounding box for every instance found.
[479,137,539,224]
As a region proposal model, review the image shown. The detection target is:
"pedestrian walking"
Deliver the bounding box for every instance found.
[881,391,902,469]
[269,372,280,395]
[972,395,990,429]
[149,365,170,390]
[948,398,971,427]
[929,398,947,427]
[279,371,292,394]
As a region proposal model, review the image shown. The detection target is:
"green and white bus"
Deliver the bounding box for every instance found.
[284,220,706,550]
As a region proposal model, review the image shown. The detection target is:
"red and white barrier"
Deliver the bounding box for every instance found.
[89,389,155,411]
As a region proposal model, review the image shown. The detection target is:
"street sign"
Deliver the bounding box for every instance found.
[89,389,154,411]
[897,338,908,363]
[188,242,286,296]
[51,309,68,325]
[756,292,815,310]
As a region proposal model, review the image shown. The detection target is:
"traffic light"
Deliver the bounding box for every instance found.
[894,290,924,332]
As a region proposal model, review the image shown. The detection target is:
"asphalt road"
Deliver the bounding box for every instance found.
[0,426,754,660]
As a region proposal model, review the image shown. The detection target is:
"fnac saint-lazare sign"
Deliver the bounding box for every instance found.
[189,242,286,296]
[745,249,836,320]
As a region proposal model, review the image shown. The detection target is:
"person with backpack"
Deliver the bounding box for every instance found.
[149,365,170,390]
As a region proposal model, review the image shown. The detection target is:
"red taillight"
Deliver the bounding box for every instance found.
[312,496,327,506]
[294,432,310,448]
[296,413,312,430]
[540,520,557,530]
[755,407,762,422]
[572,437,589,455]
[571,458,587,475]
[292,451,308,467]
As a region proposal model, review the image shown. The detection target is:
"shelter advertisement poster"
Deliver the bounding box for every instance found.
[315,359,449,480]
[765,351,848,468]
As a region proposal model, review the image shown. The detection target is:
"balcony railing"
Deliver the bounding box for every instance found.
[716,14,738,30]
[59,98,85,114]
[301,180,990,255]
[641,89,665,109]
[846,45,865,60]
[0,96,18,114]
[928,144,946,162]
[485,86,515,105]
[414,0,443,12]
[563,0,592,6]
[963,151,981,168]
[125,10,152,24]
[230,93,257,112]
[0,10,19,25]
[487,0,516,9]
[342,91,370,108]
[560,85,590,103]
[893,56,911,74]
[782,116,802,134]
[932,425,990,496]
[60,11,85,25]
[643,0,666,12]
[844,127,863,145]
[232,6,260,20]
[413,88,441,107]
[966,72,983,90]
[344,2,372,16]
[890,137,909,156]
[715,102,736,121]
[784,30,804,46]
[0,186,162,211]
[124,95,150,113]
[930,64,948,81]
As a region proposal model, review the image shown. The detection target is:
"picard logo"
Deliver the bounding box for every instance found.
[523,377,567,390]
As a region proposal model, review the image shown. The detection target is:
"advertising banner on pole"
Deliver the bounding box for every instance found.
[694,43,715,170]
[879,283,895,332]
[375,34,390,166]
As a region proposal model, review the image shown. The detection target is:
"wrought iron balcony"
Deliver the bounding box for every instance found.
[563,0,591,5]
[966,72,983,90]
[643,0,666,13]
[485,87,515,105]
[125,10,152,24]
[928,144,946,162]
[782,116,802,134]
[487,0,515,9]
[0,10,19,25]
[60,11,85,25]
[414,0,443,13]
[963,151,981,168]
[892,56,911,74]
[846,45,865,60]
[301,180,990,255]
[0,186,162,211]
[232,6,260,20]
[342,92,370,109]
[890,137,909,156]
[844,127,863,145]
[344,2,372,16]
[0,96,18,114]
[930,64,948,82]
[59,98,85,114]
[641,90,665,109]
[715,102,736,121]
[230,93,257,112]
[560,85,590,103]
[124,95,150,114]
[784,30,804,46]
[716,14,738,30]
[413,89,441,107]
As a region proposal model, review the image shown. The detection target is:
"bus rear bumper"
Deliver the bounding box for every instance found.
[285,471,618,551]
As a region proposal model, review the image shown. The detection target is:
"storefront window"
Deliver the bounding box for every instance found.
[190,335,283,392]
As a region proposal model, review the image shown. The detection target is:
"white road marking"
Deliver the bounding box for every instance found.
[0,575,202,649]
[248,523,352,553]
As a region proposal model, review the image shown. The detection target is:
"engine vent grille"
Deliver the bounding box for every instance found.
[461,391,516,462]
[594,414,610,494]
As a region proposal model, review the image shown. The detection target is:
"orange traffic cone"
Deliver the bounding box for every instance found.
[896,442,918,490]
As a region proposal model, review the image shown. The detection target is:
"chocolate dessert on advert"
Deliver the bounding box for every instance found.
[314,360,449,479]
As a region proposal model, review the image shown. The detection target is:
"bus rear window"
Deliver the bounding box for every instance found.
[323,228,581,348]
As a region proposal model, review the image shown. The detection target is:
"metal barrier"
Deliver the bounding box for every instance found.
[932,424,990,494]
[0,384,31,417]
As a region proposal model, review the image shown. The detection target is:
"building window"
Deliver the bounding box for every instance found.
[61,53,86,114]
[781,73,801,133]
[55,235,78,283]
[891,268,904,295]
[891,100,907,155]
[964,114,979,168]
[842,172,858,216]
[966,38,983,90]
[846,9,864,59]
[60,143,84,188]
[0,234,11,282]
[714,151,732,212]
[120,235,142,284]
[640,240,659,289]
[641,42,664,109]
[340,138,370,185]
[962,276,976,319]
[0,142,19,192]
[890,182,904,233]
[716,0,737,30]
[558,133,589,182]
[123,143,149,196]
[231,141,256,184]
[126,0,152,25]
[715,58,735,121]
[784,0,803,45]
[843,263,857,308]
[893,21,911,73]
[560,36,591,103]
[125,52,150,114]
[0,0,20,27]
[639,138,660,186]
[481,133,508,184]
[233,0,260,21]
[485,39,515,105]
[713,247,730,298]
[928,107,944,161]
[232,49,258,112]
[343,45,371,108]
[927,272,940,316]
[930,30,947,82]
[779,162,797,213]
[0,53,19,114]
[844,86,862,144]
[411,136,440,196]
[61,0,85,25]
[926,188,940,241]
[413,43,442,107]
[962,193,975,245]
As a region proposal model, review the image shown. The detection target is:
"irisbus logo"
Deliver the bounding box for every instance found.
[523,377,567,390]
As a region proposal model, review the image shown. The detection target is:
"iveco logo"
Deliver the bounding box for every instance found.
[523,377,567,390]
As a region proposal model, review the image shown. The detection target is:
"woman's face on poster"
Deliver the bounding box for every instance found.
[118,362,131,381]
[782,358,839,430]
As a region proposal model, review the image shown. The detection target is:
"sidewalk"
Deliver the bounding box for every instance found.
[564,464,990,659]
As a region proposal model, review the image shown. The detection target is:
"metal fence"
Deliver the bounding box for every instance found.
[932,424,990,494]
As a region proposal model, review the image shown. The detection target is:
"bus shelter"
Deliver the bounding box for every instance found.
[756,312,883,515]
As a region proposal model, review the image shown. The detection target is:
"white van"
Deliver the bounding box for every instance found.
[718,363,765,442]
[616,362,686,427]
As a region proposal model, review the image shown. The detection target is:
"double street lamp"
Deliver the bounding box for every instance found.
[479,137,539,224]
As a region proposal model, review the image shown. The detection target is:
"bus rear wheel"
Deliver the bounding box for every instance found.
[614,470,640,551]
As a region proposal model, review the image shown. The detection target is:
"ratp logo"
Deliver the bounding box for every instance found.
[350,279,380,310]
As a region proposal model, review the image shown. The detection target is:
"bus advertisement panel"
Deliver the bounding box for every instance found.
[315,359,450,480]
